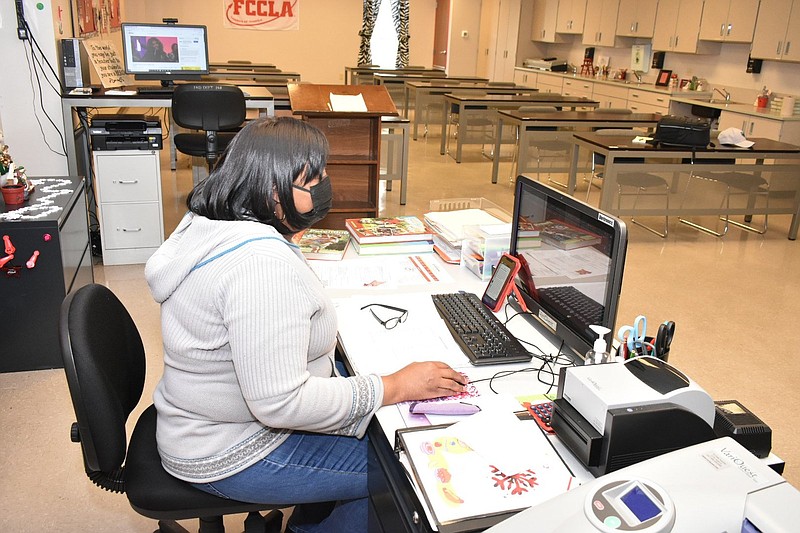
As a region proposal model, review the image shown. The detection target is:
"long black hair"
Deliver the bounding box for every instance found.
[187,116,329,230]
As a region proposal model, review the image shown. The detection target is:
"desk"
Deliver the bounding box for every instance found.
[328,253,586,532]
[61,86,275,176]
[441,94,599,163]
[491,111,661,184]
[404,81,534,141]
[346,66,443,85]
[373,73,488,113]
[203,70,301,82]
[567,133,800,240]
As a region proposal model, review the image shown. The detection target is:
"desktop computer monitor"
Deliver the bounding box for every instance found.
[509,176,628,360]
[121,23,209,86]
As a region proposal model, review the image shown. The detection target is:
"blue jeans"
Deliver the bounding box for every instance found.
[192,430,368,532]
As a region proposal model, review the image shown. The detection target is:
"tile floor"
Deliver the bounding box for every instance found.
[1,121,798,532]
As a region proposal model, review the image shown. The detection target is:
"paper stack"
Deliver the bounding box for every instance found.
[423,208,508,264]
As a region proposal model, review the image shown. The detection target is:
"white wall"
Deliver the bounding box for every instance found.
[0,0,68,176]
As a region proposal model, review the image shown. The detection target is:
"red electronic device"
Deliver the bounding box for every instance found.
[481,253,530,313]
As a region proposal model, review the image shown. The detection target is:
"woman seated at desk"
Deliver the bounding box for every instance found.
[144,116,467,532]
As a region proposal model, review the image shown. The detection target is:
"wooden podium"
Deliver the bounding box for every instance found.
[288,83,398,229]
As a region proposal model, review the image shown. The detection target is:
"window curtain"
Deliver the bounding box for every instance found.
[390,0,410,68]
[358,0,383,66]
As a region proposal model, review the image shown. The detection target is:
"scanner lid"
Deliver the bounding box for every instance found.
[624,357,689,395]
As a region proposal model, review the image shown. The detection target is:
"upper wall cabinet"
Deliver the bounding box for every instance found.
[556,0,587,34]
[698,0,759,42]
[652,0,715,53]
[582,0,620,47]
[532,0,567,42]
[751,0,800,62]
[616,0,658,38]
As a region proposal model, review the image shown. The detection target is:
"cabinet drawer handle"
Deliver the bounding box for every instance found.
[720,23,724,37]
[675,35,679,47]
[727,23,732,36]
[777,41,783,55]
[656,98,665,103]
[120,227,143,232]
[786,42,791,55]
[113,179,140,185]
[631,94,639,98]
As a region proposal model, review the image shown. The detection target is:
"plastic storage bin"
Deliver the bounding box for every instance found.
[460,224,512,280]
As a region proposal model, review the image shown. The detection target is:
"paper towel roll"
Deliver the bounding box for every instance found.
[782,96,795,117]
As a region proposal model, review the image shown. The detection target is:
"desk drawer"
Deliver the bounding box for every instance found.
[99,202,163,250]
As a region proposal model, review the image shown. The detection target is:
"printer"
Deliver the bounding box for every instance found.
[90,114,163,151]
[551,357,717,476]
[485,437,800,533]
[523,57,569,72]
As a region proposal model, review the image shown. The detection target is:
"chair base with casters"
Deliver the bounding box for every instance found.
[60,284,288,533]
[616,172,671,238]
[678,171,769,237]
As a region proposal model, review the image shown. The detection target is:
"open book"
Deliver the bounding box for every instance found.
[329,92,368,112]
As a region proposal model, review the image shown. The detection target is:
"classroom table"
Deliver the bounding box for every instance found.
[61,86,275,176]
[404,80,535,140]
[208,62,279,72]
[440,94,599,163]
[345,65,442,85]
[491,110,661,183]
[567,133,800,240]
[372,73,488,112]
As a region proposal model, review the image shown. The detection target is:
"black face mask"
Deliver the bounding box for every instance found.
[271,178,333,235]
[293,177,333,225]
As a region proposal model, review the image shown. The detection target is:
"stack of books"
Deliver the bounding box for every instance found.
[531,219,601,250]
[345,216,434,255]
[424,208,509,264]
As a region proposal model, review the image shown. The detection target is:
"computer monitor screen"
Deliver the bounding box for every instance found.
[121,23,209,84]
[509,176,628,360]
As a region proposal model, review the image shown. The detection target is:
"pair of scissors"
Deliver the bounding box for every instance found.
[618,315,647,357]
[654,321,675,361]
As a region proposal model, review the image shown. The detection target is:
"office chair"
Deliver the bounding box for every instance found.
[172,84,246,183]
[59,283,285,533]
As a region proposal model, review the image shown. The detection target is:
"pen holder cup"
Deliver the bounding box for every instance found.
[621,336,655,360]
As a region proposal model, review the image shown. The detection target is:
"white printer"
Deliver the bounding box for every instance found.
[523,57,569,71]
[485,437,800,533]
[551,357,717,476]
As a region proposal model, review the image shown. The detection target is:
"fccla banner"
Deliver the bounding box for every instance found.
[224,0,300,30]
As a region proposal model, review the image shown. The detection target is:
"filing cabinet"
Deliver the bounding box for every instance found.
[92,150,164,265]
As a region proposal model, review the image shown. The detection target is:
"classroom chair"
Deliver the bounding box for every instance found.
[59,284,285,533]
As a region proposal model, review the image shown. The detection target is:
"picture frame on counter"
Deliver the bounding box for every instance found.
[679,78,690,90]
[655,69,672,87]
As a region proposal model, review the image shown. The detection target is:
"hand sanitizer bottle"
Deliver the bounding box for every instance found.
[585,325,611,365]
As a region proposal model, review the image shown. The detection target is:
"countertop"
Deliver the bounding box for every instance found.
[514,67,712,97]
[669,96,800,122]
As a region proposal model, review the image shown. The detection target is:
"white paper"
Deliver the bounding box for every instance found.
[329,92,368,112]
[310,254,452,289]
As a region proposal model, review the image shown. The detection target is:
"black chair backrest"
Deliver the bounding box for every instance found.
[59,284,146,492]
[172,84,246,133]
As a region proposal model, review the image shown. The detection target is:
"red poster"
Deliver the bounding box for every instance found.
[77,0,97,37]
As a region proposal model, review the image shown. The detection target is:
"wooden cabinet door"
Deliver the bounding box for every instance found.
[476,0,500,80]
[783,1,800,61]
[496,0,521,81]
[672,0,704,53]
[617,0,657,38]
[652,0,679,50]
[751,0,792,59]
[699,0,731,41]
[596,0,620,46]
[557,0,587,34]
[724,0,759,42]
[532,0,562,42]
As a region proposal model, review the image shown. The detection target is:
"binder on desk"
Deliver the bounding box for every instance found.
[394,418,575,532]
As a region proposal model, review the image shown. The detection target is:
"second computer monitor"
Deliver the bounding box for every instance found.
[509,176,628,360]
[121,23,209,85]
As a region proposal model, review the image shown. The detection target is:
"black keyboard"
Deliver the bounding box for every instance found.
[536,285,603,327]
[431,292,532,365]
[136,86,176,95]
